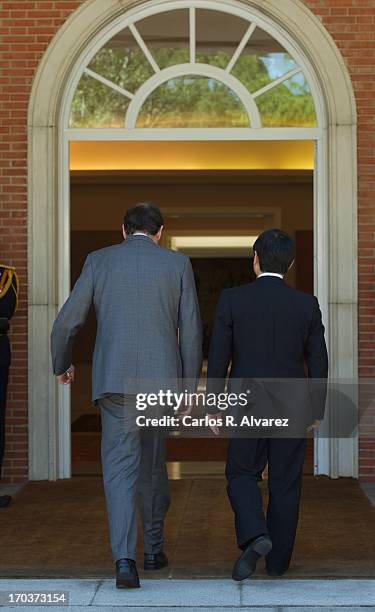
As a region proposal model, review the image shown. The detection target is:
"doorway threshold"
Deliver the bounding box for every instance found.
[167,461,225,480]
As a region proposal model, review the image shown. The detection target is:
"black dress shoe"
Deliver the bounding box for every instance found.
[0,495,11,508]
[144,551,168,571]
[232,535,272,581]
[116,558,140,589]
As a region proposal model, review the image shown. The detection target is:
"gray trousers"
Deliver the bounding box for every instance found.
[99,394,171,562]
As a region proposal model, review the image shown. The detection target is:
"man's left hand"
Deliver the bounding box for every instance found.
[176,402,193,417]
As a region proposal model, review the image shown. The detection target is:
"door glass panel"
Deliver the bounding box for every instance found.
[136,76,249,128]
[231,27,298,94]
[136,10,190,69]
[69,73,130,128]
[256,72,317,127]
[87,27,154,94]
[196,9,249,69]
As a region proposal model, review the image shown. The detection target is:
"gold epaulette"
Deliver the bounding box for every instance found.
[0,264,19,311]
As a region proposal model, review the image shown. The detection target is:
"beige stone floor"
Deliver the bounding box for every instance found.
[0,477,374,579]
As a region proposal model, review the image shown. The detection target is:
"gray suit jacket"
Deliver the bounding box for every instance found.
[51,235,202,400]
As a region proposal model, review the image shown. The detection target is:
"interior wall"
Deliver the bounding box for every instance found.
[70,179,313,235]
[70,177,313,279]
[70,175,312,361]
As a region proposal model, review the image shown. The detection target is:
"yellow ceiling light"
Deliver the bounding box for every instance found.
[70,140,314,171]
[170,236,258,250]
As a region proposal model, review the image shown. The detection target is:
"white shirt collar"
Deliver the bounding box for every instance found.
[258,272,284,279]
[133,232,150,238]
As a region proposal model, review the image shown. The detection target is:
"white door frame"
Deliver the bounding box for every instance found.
[28,0,358,480]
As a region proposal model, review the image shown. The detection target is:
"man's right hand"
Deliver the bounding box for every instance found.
[57,365,75,385]
[307,419,321,432]
[208,413,222,436]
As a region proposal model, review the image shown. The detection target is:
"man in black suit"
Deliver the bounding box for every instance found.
[0,263,19,508]
[207,229,328,581]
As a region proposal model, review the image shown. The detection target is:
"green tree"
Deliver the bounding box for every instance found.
[70,47,316,129]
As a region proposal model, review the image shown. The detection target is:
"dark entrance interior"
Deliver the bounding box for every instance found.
[69,166,314,476]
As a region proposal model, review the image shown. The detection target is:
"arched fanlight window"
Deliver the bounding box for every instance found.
[69,6,318,130]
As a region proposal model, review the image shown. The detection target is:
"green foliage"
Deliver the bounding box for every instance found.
[70,73,130,128]
[138,75,249,128]
[70,47,317,129]
[257,77,317,127]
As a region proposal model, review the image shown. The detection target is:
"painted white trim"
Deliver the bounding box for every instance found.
[124,63,261,128]
[313,137,330,476]
[189,6,196,64]
[66,127,321,141]
[27,0,358,481]
[57,137,72,479]
[226,22,257,74]
[84,67,135,99]
[129,23,160,73]
[252,68,302,99]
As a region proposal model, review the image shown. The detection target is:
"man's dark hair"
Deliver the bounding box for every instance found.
[253,229,295,274]
[123,203,164,236]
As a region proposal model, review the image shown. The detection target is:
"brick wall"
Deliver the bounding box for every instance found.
[0,0,374,482]
[0,1,83,483]
[305,0,375,482]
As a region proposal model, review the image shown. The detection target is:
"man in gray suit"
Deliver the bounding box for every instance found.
[51,203,202,588]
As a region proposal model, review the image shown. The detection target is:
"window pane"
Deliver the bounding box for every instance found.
[136,76,249,128]
[87,28,154,94]
[136,10,190,69]
[256,73,317,127]
[69,8,318,130]
[196,9,249,69]
[231,27,298,94]
[69,73,130,128]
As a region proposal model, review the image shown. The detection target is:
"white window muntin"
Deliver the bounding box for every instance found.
[62,0,325,135]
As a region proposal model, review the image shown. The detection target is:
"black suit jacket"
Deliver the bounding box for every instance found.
[207,276,329,422]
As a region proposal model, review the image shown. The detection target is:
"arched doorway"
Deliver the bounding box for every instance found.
[28,0,357,480]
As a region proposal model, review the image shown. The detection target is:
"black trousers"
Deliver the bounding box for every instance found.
[226,437,306,572]
[0,366,9,475]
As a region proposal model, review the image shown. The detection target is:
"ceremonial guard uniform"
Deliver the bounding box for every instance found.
[0,263,19,508]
